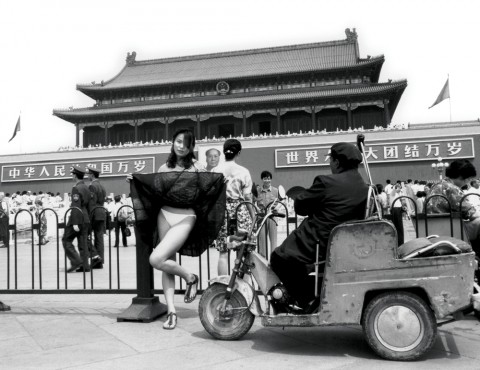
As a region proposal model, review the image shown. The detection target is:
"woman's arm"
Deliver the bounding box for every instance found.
[242,193,255,220]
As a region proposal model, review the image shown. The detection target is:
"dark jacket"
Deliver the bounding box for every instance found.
[88,179,107,221]
[68,180,91,226]
[275,169,368,270]
[131,172,226,257]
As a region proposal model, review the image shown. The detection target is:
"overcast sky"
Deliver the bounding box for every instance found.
[1,0,479,155]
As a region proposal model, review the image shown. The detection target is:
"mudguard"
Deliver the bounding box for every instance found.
[209,275,263,316]
[474,282,480,312]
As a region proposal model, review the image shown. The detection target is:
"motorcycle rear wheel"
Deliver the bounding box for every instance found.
[199,283,255,340]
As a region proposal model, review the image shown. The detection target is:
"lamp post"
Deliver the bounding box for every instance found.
[431,157,449,180]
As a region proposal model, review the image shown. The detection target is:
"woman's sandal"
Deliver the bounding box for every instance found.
[163,312,177,330]
[184,274,199,303]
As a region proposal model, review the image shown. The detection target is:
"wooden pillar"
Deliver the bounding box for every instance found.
[164,119,169,141]
[276,109,281,134]
[347,104,352,129]
[75,124,80,147]
[196,116,201,139]
[134,122,138,142]
[104,123,108,146]
[311,107,316,131]
[242,112,247,136]
[383,99,391,125]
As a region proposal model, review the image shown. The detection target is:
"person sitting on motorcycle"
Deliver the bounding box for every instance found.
[270,142,369,310]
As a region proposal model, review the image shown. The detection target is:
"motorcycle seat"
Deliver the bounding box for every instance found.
[398,235,472,259]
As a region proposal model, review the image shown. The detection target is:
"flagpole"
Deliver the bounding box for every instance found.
[19,111,22,154]
[448,74,452,122]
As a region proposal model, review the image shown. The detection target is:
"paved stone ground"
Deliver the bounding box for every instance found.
[1,294,480,369]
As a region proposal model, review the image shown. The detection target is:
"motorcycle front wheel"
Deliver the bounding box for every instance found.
[199,283,255,340]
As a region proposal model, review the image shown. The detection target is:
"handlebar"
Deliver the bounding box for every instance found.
[357,134,365,153]
[228,234,248,242]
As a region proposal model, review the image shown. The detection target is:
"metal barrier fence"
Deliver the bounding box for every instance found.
[0,203,297,316]
[0,206,138,295]
[390,193,480,243]
[0,202,298,319]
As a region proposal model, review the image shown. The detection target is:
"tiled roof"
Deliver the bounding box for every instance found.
[55,81,407,119]
[77,37,383,91]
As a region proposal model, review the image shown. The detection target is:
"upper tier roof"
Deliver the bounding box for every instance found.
[77,29,383,93]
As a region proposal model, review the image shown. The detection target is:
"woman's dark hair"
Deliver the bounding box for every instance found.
[445,159,477,180]
[375,184,384,193]
[114,195,121,202]
[416,191,427,198]
[166,129,196,169]
[223,139,242,161]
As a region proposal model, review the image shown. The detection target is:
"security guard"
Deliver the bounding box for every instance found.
[86,166,107,269]
[63,165,91,272]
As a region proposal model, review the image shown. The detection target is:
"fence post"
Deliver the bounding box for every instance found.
[0,209,11,311]
[117,207,167,322]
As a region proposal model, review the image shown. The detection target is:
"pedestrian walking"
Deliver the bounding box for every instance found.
[62,165,92,272]
[113,195,128,248]
[86,166,107,269]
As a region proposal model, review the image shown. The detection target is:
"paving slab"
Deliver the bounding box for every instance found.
[1,294,480,369]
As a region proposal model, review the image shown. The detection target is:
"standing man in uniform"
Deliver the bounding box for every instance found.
[86,166,107,269]
[63,165,91,272]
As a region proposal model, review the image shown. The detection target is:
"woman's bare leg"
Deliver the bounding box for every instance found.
[162,265,176,314]
[150,211,197,311]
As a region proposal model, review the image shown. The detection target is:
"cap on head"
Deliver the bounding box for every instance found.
[330,142,363,167]
[86,166,101,176]
[70,165,86,178]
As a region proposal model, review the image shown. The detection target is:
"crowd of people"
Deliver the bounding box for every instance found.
[55,123,395,152]
[0,190,66,248]
[376,176,480,217]
[375,163,480,248]
[0,188,134,250]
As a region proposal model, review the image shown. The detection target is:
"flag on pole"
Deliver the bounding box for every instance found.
[8,115,21,142]
[429,78,450,109]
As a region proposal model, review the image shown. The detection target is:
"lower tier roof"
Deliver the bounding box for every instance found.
[54,80,407,123]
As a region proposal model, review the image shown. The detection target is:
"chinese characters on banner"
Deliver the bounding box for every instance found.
[275,138,474,168]
[1,157,155,182]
